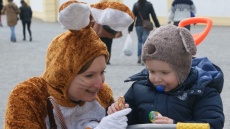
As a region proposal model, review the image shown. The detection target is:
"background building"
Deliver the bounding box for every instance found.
[2,0,230,26]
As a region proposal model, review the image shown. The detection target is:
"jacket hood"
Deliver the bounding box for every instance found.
[190,57,224,93]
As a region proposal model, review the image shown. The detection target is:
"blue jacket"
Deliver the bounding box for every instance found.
[124,57,224,129]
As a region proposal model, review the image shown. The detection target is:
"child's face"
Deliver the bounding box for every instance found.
[145,59,179,92]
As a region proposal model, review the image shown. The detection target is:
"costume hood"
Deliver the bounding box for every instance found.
[41,0,134,107]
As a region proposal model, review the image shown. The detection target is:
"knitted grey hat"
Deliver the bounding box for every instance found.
[142,24,197,84]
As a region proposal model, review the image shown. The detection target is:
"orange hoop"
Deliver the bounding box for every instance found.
[178,17,213,46]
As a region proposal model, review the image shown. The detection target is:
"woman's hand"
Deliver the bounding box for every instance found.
[95,108,132,129]
[153,116,174,124]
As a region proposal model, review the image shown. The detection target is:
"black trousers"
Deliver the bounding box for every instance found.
[22,21,32,39]
[100,37,113,63]
[174,21,190,31]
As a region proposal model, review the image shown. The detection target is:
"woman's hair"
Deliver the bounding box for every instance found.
[78,59,94,74]
[20,0,28,7]
[78,55,106,74]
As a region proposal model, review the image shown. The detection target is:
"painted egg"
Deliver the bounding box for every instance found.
[148,111,162,123]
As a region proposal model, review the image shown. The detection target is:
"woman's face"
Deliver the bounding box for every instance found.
[145,59,179,92]
[68,55,107,102]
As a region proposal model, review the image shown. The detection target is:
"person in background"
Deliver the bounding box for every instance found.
[92,0,123,65]
[128,0,160,64]
[0,0,3,27]
[1,0,20,42]
[167,0,196,30]
[93,23,122,65]
[108,24,224,129]
[19,0,32,41]
[4,1,134,129]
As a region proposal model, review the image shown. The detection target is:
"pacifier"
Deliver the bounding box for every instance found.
[148,111,162,123]
[156,85,164,93]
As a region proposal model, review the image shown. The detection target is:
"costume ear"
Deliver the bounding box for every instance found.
[179,28,197,55]
[91,2,134,31]
[58,1,90,30]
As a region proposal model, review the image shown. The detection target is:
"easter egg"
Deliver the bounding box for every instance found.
[148,111,162,123]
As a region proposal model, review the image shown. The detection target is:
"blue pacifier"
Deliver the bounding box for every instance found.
[156,85,164,93]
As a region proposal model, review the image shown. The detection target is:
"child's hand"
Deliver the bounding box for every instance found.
[153,116,174,124]
[107,101,129,115]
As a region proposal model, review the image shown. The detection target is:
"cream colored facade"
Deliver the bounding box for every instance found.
[2,0,230,26]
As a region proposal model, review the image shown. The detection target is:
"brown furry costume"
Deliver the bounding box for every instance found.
[4,1,134,128]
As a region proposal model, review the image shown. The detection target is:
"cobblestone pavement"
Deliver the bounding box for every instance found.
[0,15,230,128]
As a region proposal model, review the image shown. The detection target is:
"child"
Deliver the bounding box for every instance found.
[108,24,224,129]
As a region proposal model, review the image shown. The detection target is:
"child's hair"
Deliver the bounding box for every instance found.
[142,25,197,84]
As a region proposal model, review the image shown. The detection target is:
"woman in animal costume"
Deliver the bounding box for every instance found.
[4,1,134,129]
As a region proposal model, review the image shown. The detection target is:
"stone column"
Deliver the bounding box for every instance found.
[42,0,58,22]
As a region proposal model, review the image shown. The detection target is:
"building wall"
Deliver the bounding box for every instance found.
[3,0,230,26]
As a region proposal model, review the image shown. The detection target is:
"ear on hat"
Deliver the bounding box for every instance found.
[58,1,91,30]
[90,2,134,31]
[147,44,156,54]
[179,28,197,56]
